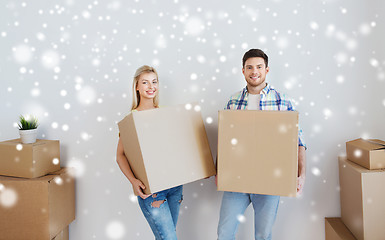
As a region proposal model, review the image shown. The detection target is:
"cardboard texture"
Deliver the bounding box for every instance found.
[118,104,216,194]
[52,226,69,240]
[0,168,76,240]
[339,157,385,240]
[346,138,385,170]
[217,110,299,197]
[325,218,356,240]
[0,139,61,178]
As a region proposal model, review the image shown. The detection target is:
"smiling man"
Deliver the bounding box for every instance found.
[217,49,307,240]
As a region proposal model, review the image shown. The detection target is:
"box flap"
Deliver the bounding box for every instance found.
[52,226,69,240]
[325,218,356,240]
[0,168,73,183]
[339,156,385,174]
[47,168,71,176]
[348,138,385,151]
[366,139,385,149]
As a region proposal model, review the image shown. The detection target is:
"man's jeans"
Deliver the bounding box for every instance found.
[138,185,183,240]
[217,192,280,240]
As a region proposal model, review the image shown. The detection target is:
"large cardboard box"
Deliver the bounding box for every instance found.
[0,139,60,178]
[346,139,385,170]
[118,104,216,194]
[217,110,299,196]
[0,168,75,240]
[52,226,69,240]
[339,156,385,240]
[325,217,356,240]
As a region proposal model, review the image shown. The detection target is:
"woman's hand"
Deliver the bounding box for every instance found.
[131,178,151,199]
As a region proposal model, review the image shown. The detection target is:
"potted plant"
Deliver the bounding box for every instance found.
[18,115,39,144]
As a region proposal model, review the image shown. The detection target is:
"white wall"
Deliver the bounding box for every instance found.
[1,0,385,239]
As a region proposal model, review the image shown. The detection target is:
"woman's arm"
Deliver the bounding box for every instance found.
[116,138,151,199]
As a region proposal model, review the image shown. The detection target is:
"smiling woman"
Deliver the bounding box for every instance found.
[116,65,183,240]
[131,65,160,111]
[135,72,158,105]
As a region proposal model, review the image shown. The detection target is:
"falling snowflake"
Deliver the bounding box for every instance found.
[309,21,319,30]
[77,86,96,105]
[13,44,33,64]
[237,214,246,223]
[311,167,321,176]
[41,50,60,69]
[0,188,18,208]
[105,221,125,239]
[184,17,205,36]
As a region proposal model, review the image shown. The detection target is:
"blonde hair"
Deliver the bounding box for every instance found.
[131,65,159,110]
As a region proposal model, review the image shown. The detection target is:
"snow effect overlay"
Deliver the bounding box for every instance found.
[0,0,384,239]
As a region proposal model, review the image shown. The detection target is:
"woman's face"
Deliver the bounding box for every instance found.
[136,72,159,100]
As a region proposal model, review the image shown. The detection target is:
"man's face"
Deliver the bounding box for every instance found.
[242,57,269,89]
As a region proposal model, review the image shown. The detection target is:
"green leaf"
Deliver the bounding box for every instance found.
[18,115,39,130]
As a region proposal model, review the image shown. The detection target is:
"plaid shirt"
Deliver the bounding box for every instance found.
[225,83,306,148]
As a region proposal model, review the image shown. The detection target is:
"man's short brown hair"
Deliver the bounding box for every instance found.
[242,49,268,68]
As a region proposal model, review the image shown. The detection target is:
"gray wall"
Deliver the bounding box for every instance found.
[1,0,385,239]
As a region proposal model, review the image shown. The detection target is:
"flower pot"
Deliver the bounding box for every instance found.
[19,129,38,144]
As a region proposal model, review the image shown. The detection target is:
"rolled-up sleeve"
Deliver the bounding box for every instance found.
[298,124,307,149]
[286,98,307,150]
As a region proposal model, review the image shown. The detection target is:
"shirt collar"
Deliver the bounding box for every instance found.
[244,82,271,95]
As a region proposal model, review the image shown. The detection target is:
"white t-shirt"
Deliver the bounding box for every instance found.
[247,94,261,110]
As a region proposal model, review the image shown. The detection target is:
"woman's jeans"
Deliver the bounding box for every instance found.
[138,185,183,240]
[217,191,280,240]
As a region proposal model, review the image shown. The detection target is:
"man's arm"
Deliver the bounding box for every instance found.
[298,146,306,178]
[297,146,306,194]
[283,95,307,193]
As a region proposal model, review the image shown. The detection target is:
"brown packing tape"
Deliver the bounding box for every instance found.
[364,139,385,148]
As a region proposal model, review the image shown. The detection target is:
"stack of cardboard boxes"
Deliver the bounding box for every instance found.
[325,138,385,240]
[0,139,75,240]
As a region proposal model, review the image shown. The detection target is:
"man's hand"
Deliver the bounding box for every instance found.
[131,178,151,199]
[297,175,305,195]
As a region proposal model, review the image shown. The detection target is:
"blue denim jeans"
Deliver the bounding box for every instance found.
[138,185,183,240]
[217,192,280,240]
